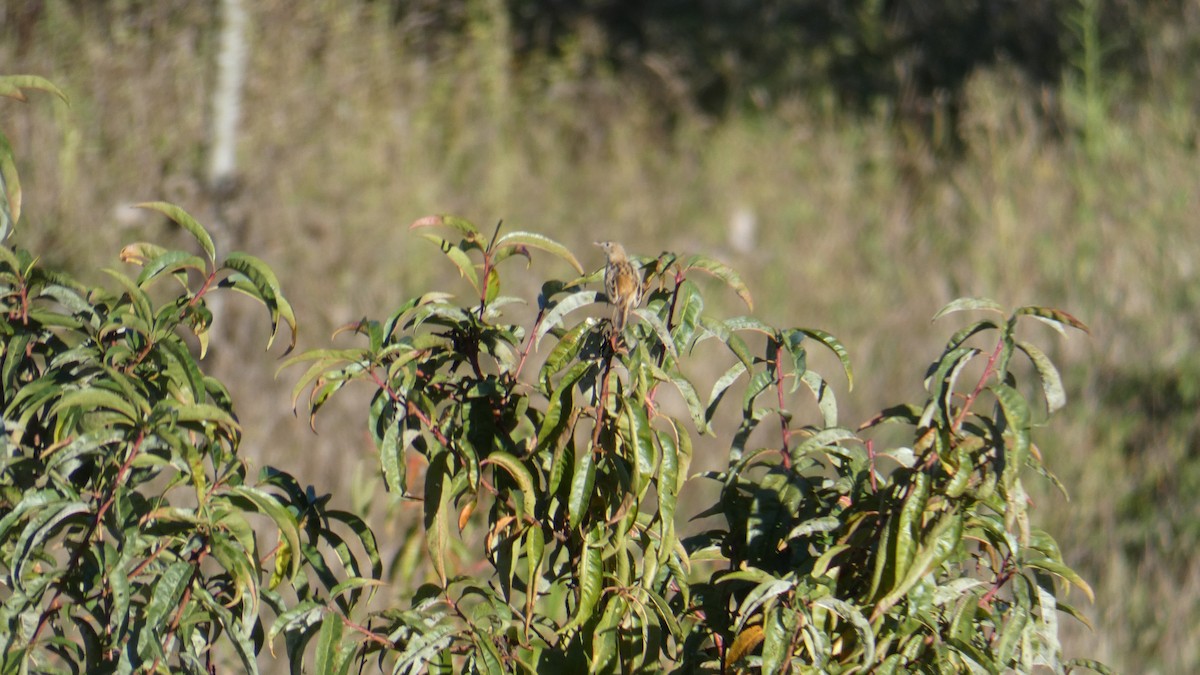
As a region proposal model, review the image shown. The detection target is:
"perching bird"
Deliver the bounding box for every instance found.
[595,240,643,332]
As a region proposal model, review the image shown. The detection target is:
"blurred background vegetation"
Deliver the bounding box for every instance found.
[3,0,1198,671]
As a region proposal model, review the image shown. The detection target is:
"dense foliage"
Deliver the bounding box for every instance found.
[0,77,378,673]
[2,75,1109,672]
[290,215,1107,673]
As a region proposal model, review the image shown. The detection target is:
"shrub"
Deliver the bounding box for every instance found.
[292,218,1108,673]
[2,75,1108,673]
[0,76,377,673]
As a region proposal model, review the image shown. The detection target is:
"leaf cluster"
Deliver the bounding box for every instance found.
[293,216,1108,674]
[0,77,378,674]
[2,75,1109,674]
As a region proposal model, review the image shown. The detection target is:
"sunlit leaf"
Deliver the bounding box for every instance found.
[683,254,754,309]
[933,297,1006,320]
[798,327,854,390]
[483,452,537,518]
[1025,558,1095,603]
[421,233,481,292]
[0,74,69,103]
[725,624,765,669]
[1016,340,1067,414]
[221,252,298,353]
[1015,305,1091,335]
[568,443,597,531]
[135,202,217,263]
[410,214,483,243]
[495,231,585,274]
[535,290,604,350]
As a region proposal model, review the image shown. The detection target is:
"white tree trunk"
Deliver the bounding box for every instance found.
[209,0,248,197]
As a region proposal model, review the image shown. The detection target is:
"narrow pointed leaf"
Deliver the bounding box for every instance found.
[135,202,216,263]
[683,254,754,309]
[495,231,584,273]
[933,297,1006,320]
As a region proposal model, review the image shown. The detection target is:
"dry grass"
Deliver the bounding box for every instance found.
[4,3,1199,671]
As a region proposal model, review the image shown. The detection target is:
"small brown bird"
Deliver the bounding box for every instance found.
[595,240,643,332]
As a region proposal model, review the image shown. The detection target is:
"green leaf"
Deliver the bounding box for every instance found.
[1016,340,1067,414]
[0,75,69,103]
[798,328,854,390]
[625,398,658,497]
[539,317,592,385]
[142,561,194,644]
[135,202,217,263]
[1025,558,1095,603]
[421,233,481,292]
[634,307,679,362]
[562,528,604,635]
[12,501,89,586]
[651,364,707,433]
[592,596,626,672]
[483,452,537,518]
[50,388,142,425]
[641,586,683,640]
[814,597,876,666]
[101,267,155,324]
[944,319,1001,353]
[761,606,792,674]
[995,606,1028,666]
[315,613,348,675]
[535,290,604,350]
[877,511,964,615]
[220,251,298,353]
[268,602,325,652]
[932,297,1006,320]
[785,516,841,540]
[697,316,754,370]
[425,453,455,587]
[670,279,705,354]
[891,471,930,595]
[706,362,747,423]
[724,315,776,335]
[483,265,500,304]
[539,364,586,459]
[194,585,260,675]
[394,620,459,672]
[0,132,20,240]
[800,369,839,427]
[133,249,211,289]
[1015,305,1090,335]
[683,254,754,309]
[1064,659,1117,674]
[172,401,243,436]
[920,346,980,428]
[227,486,303,579]
[495,231,585,274]
[410,214,483,242]
[568,445,597,531]
[990,382,1032,493]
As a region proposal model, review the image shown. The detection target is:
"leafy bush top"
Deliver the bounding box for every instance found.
[1,75,1107,674]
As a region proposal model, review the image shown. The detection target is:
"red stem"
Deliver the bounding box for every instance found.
[952,337,1005,434]
[512,308,546,382]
